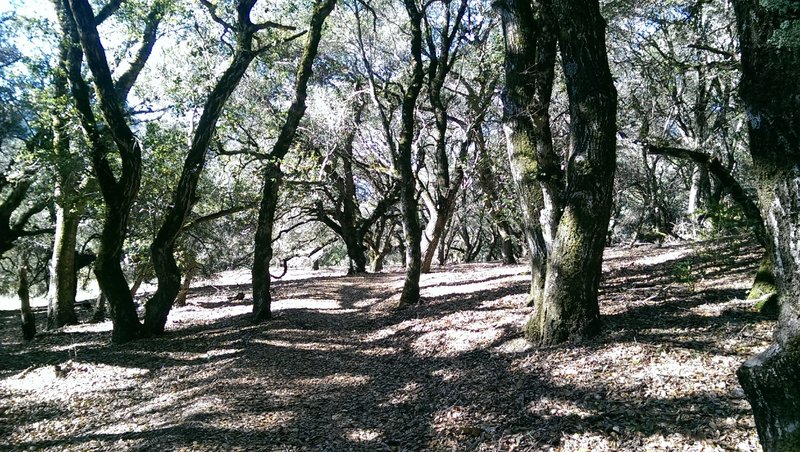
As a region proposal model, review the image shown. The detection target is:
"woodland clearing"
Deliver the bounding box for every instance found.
[0,239,773,451]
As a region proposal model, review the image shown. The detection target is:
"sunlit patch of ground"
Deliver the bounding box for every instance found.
[0,240,771,451]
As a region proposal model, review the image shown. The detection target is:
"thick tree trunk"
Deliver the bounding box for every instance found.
[343,231,368,275]
[19,263,35,341]
[526,0,616,344]
[748,256,778,315]
[47,207,81,329]
[494,0,559,307]
[732,1,800,450]
[47,11,82,330]
[95,213,142,343]
[66,0,148,343]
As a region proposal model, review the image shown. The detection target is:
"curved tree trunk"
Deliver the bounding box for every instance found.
[732,1,800,449]
[65,0,160,342]
[143,0,262,337]
[251,0,337,321]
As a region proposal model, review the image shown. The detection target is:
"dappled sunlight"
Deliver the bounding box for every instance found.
[346,427,383,442]
[2,360,148,394]
[384,381,422,406]
[255,339,351,352]
[291,374,371,388]
[413,327,506,357]
[408,309,524,357]
[275,298,341,310]
[0,245,771,450]
[493,336,533,354]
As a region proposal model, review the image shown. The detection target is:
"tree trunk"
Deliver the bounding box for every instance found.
[142,1,262,337]
[494,0,559,307]
[748,256,778,315]
[252,164,281,321]
[19,262,35,341]
[732,1,800,449]
[251,0,336,321]
[129,263,150,298]
[396,0,425,308]
[474,122,516,265]
[421,188,461,273]
[343,231,368,275]
[174,270,194,307]
[418,0,467,275]
[65,0,149,343]
[47,6,84,330]
[687,164,711,219]
[90,291,106,323]
[46,140,81,330]
[525,0,617,344]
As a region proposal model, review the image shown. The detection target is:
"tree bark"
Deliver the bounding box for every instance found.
[47,204,82,329]
[251,0,336,321]
[646,144,768,246]
[732,1,800,449]
[143,0,262,337]
[66,0,148,343]
[525,0,617,344]
[494,0,559,307]
[19,262,35,341]
[474,120,516,265]
[90,291,107,323]
[253,163,282,321]
[395,0,426,308]
[46,32,81,329]
[419,0,468,274]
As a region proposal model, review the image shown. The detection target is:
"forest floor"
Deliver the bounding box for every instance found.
[0,238,774,451]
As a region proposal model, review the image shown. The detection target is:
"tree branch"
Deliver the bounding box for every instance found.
[115,1,165,100]
[645,143,767,247]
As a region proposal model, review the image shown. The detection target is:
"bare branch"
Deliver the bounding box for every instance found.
[253,20,297,31]
[94,0,122,25]
[199,0,234,30]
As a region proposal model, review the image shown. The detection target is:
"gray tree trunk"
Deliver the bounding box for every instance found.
[732,1,800,449]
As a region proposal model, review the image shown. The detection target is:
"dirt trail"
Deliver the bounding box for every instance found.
[0,240,772,450]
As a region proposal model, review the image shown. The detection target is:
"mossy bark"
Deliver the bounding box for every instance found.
[251,0,336,321]
[748,255,778,315]
[494,0,559,308]
[524,0,617,344]
[732,0,800,449]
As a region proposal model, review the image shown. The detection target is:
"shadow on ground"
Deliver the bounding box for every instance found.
[0,241,770,451]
